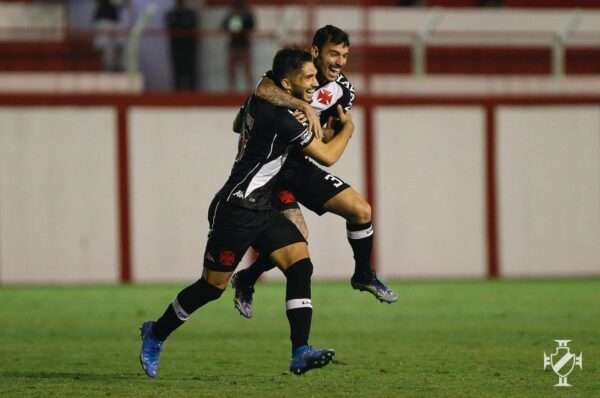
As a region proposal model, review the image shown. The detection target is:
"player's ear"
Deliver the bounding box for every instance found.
[311,45,319,60]
[280,78,293,93]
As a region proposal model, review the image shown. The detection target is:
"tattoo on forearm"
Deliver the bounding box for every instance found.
[259,80,302,109]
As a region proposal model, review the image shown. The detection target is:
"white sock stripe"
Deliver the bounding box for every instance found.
[286,298,312,310]
[347,226,374,240]
[171,298,190,321]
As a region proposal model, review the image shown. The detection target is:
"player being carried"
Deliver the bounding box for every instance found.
[231,25,398,320]
[140,48,354,377]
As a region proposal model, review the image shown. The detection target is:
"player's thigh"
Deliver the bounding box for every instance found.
[281,208,309,241]
[323,186,372,224]
[288,160,350,215]
[203,199,265,281]
[272,184,309,240]
[254,213,308,270]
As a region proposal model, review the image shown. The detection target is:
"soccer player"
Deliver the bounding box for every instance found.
[139,48,354,378]
[231,25,397,319]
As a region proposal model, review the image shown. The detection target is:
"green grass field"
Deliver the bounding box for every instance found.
[1,279,598,397]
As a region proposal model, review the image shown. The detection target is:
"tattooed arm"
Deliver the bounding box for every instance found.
[256,76,323,140]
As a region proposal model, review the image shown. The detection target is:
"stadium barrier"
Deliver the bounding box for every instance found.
[1,93,599,284]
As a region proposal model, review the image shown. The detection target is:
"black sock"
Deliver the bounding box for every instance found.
[284,258,313,353]
[238,253,276,286]
[347,222,374,278]
[152,278,224,341]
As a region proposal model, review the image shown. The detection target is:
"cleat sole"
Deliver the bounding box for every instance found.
[233,300,253,319]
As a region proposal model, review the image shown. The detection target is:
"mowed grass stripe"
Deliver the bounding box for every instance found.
[0,279,598,397]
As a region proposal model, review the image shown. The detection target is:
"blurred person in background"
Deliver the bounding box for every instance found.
[93,0,127,72]
[165,0,199,91]
[222,0,255,91]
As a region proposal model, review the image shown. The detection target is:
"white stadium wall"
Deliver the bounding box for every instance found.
[374,106,487,278]
[0,107,119,283]
[1,96,599,283]
[497,106,600,277]
[129,107,243,282]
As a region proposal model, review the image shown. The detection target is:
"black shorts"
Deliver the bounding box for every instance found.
[203,197,306,272]
[272,156,350,215]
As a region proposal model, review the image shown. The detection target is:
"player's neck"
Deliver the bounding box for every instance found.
[316,73,331,87]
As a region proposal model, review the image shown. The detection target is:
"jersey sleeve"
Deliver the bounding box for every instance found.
[252,70,275,96]
[232,96,252,134]
[337,74,356,111]
[279,109,314,148]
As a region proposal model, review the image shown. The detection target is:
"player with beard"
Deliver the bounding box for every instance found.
[231,25,397,320]
[139,48,354,377]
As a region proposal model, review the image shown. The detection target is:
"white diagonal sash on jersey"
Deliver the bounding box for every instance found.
[226,163,260,201]
[245,153,288,198]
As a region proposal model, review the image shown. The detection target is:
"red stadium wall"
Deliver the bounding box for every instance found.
[347,47,600,76]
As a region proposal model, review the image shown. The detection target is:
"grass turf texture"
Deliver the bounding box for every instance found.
[1,279,598,397]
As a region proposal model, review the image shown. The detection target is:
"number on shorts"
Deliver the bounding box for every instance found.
[324,174,343,188]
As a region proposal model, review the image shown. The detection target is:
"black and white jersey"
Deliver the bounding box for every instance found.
[310,72,355,125]
[261,70,355,162]
[217,95,314,210]
[262,70,355,124]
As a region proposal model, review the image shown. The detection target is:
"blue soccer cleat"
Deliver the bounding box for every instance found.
[139,321,163,378]
[289,345,335,375]
[231,272,254,319]
[351,273,398,303]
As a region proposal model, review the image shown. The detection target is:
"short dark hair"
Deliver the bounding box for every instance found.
[272,48,313,85]
[312,25,350,50]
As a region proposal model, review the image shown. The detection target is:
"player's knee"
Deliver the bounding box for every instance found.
[284,258,313,300]
[206,278,228,291]
[175,277,225,316]
[199,277,226,299]
[270,242,309,270]
[202,270,231,290]
[286,257,313,279]
[350,199,372,224]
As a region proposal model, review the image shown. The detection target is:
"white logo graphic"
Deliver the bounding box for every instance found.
[543,340,583,387]
[299,129,313,146]
[232,190,244,199]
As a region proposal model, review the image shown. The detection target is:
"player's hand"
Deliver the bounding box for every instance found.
[321,128,335,143]
[291,110,308,125]
[336,105,353,127]
[302,103,323,140]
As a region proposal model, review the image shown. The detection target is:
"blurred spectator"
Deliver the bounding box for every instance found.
[222,0,255,92]
[165,0,199,91]
[93,0,126,72]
